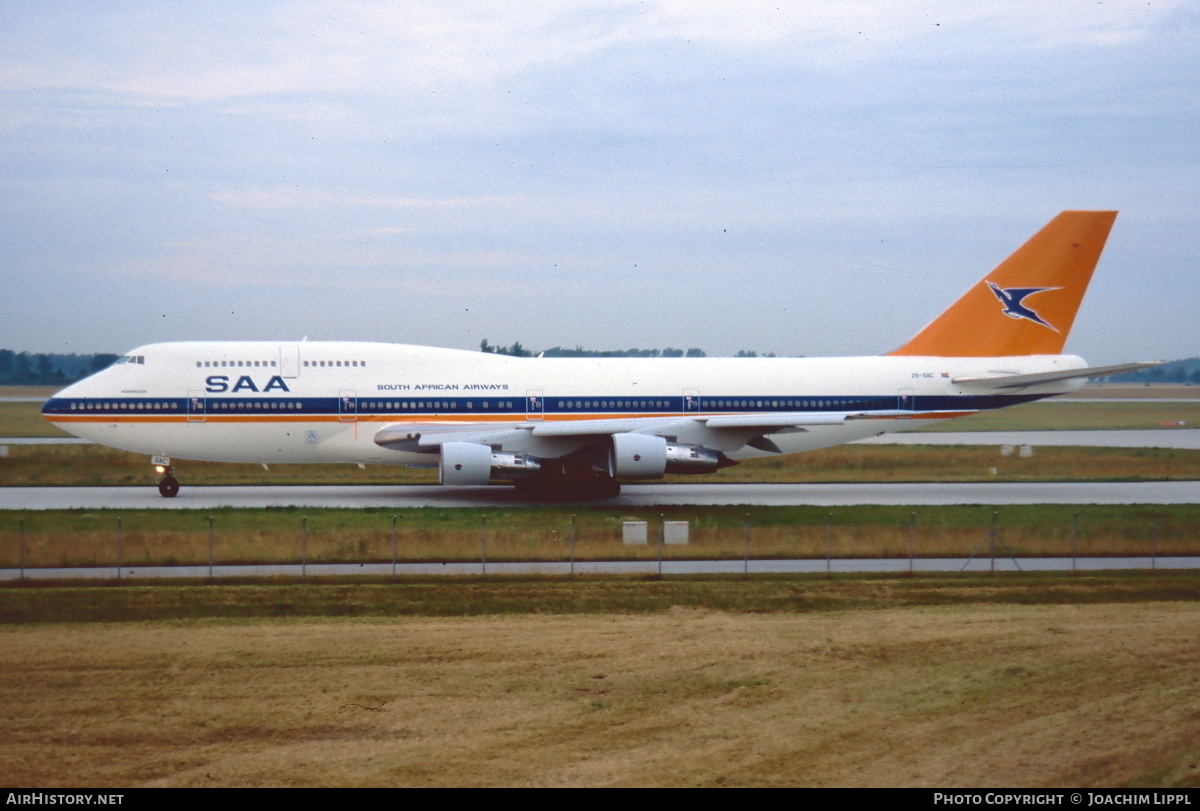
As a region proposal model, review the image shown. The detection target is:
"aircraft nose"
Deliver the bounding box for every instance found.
[41,379,88,419]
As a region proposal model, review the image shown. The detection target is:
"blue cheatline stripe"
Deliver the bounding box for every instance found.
[41,392,1047,418]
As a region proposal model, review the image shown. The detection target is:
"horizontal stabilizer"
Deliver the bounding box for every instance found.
[952,361,1162,389]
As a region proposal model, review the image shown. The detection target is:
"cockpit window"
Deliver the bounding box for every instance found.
[114,355,145,365]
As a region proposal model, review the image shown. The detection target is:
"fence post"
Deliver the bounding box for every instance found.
[391,515,398,578]
[1070,512,1078,574]
[908,512,915,576]
[207,516,214,579]
[989,511,997,574]
[570,514,576,578]
[743,513,749,576]
[481,515,487,576]
[116,516,123,580]
[18,517,25,579]
[1151,511,1158,572]
[301,516,307,577]
[657,514,664,577]
[825,512,832,578]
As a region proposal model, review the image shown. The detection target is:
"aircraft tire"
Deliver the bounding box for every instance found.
[513,477,569,501]
[512,474,620,501]
[597,477,621,498]
[158,476,180,498]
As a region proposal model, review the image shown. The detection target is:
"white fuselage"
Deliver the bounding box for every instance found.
[42,341,1087,469]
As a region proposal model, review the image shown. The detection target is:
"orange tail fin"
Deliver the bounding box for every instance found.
[890,210,1117,357]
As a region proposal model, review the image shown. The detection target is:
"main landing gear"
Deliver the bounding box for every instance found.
[512,471,621,501]
[153,458,179,498]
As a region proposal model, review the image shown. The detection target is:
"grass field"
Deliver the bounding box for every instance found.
[1,579,1198,787]
[1065,385,1200,400]
[5,383,1198,788]
[2,442,1199,488]
[911,400,1200,431]
[0,402,71,438]
[3,571,1199,622]
[1,505,1195,567]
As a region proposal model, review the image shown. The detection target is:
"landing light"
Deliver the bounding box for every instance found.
[155,465,166,474]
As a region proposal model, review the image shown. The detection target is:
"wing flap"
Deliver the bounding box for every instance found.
[701,412,848,429]
[374,422,524,451]
[529,417,682,437]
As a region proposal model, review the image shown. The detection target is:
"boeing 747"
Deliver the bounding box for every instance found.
[42,211,1157,499]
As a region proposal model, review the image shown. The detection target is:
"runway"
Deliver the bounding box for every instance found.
[3,555,1198,581]
[3,481,1198,510]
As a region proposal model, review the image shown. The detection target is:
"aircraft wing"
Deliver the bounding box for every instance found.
[374,410,903,457]
[952,361,1162,389]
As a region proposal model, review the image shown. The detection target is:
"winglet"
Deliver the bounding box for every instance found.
[890,211,1118,357]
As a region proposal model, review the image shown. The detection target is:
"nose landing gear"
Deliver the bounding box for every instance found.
[153,456,179,498]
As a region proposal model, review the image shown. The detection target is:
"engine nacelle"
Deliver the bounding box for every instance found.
[439,442,542,485]
[608,433,667,478]
[608,433,725,479]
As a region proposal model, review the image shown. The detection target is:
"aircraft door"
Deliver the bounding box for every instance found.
[682,388,701,414]
[187,390,206,423]
[526,389,544,421]
[339,390,358,422]
[279,346,300,378]
[897,387,915,417]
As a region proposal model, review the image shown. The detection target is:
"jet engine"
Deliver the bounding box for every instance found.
[607,433,724,479]
[439,442,542,485]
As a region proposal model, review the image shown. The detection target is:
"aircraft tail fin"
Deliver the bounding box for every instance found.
[889,210,1118,357]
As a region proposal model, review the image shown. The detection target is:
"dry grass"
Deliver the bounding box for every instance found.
[1,603,1198,787]
[0,386,59,398]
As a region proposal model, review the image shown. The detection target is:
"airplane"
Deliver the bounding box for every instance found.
[42,210,1159,500]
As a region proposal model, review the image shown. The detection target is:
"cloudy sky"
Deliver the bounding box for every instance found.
[2,1,1197,364]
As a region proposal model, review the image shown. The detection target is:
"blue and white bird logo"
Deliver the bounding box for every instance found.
[986,282,1059,331]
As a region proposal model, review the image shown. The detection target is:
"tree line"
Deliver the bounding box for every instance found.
[479,340,776,358]
[0,350,119,386]
[1103,357,1200,385]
